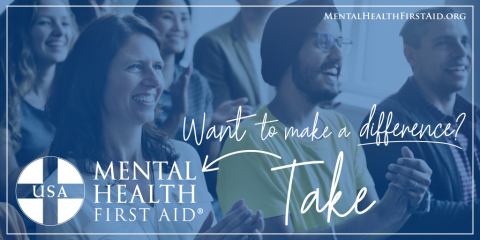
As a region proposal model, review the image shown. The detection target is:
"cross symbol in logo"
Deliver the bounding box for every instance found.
[16,157,85,226]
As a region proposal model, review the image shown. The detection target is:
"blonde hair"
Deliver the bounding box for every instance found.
[0,0,78,152]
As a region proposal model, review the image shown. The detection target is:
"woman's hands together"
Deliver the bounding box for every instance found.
[195,200,264,240]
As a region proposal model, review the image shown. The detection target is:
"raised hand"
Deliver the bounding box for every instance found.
[386,146,432,212]
[171,62,193,116]
[212,98,254,128]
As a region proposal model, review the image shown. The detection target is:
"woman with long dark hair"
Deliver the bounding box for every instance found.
[133,0,254,212]
[38,13,263,239]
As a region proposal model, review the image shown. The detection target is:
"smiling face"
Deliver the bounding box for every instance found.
[29,1,73,65]
[409,20,471,95]
[291,19,342,103]
[151,0,190,55]
[102,34,164,126]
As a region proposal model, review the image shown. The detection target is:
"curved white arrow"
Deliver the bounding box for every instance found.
[202,150,282,172]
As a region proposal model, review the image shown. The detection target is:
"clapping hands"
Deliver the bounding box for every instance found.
[212,98,254,128]
[195,200,264,240]
[386,146,432,212]
[377,146,432,226]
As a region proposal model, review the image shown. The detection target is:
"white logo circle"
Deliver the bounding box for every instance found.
[16,157,85,226]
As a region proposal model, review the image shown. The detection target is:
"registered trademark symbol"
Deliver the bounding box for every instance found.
[197,208,203,214]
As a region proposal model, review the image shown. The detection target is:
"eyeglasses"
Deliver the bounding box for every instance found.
[312,32,353,56]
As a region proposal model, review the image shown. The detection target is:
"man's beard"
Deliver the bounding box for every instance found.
[291,58,340,104]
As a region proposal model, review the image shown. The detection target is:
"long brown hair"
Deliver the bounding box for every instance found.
[46,13,179,174]
[0,0,77,152]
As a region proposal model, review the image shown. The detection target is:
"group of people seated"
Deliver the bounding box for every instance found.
[0,0,477,239]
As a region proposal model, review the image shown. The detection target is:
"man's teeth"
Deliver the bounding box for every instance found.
[446,66,466,71]
[132,96,154,103]
[322,68,338,75]
[46,41,66,47]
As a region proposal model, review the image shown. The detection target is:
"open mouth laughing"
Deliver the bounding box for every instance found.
[132,95,155,103]
[320,63,341,80]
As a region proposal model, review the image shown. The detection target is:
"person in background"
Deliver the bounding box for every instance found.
[133,0,253,211]
[361,7,479,238]
[193,0,278,110]
[0,202,30,240]
[39,13,264,239]
[217,0,433,239]
[69,0,116,32]
[0,0,76,235]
